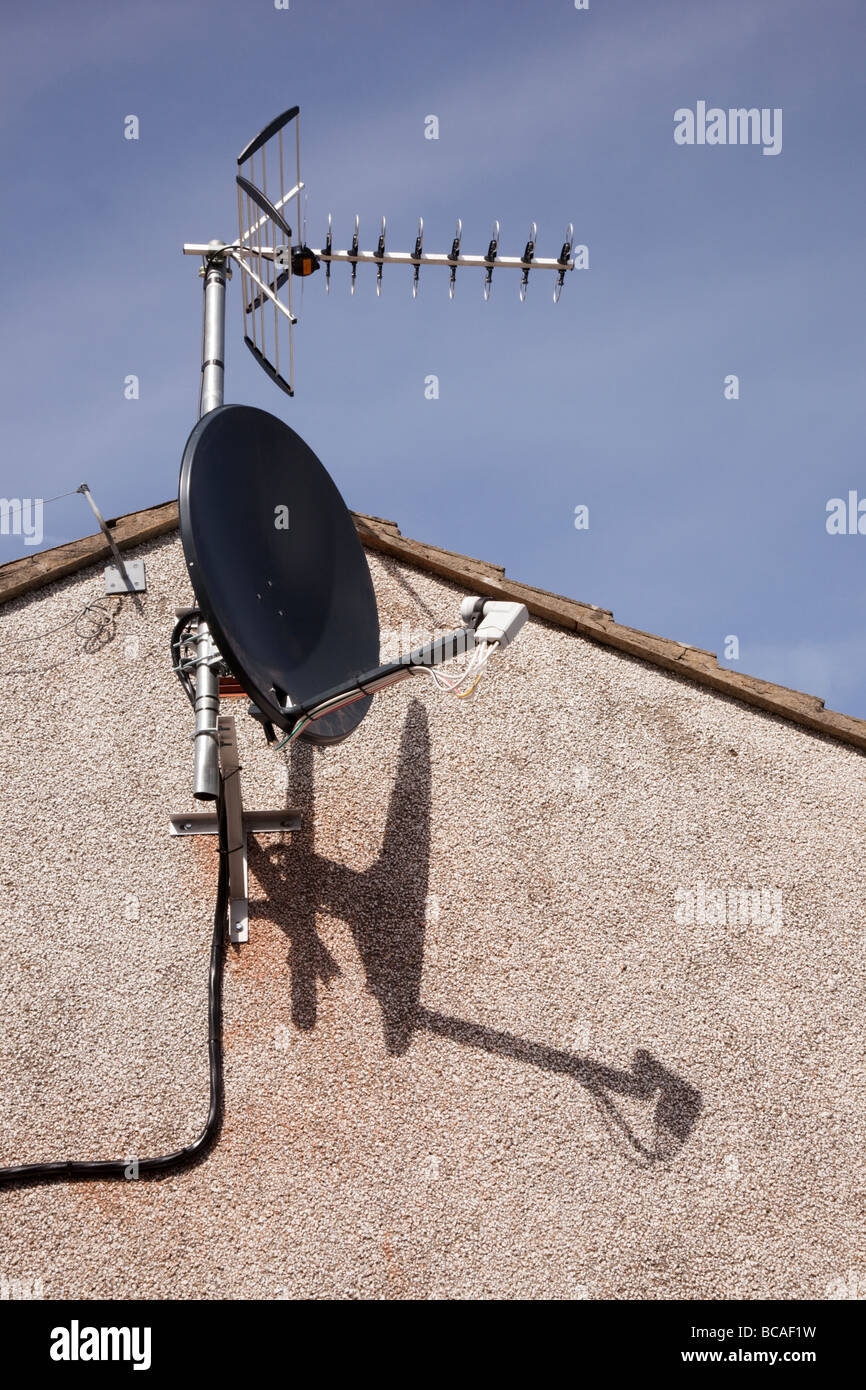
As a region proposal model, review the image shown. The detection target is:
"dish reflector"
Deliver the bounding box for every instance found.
[178,405,379,743]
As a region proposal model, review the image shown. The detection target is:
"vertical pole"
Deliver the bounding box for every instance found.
[192,245,227,801]
[200,246,227,417]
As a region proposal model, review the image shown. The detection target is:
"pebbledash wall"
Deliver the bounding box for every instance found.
[0,516,863,1301]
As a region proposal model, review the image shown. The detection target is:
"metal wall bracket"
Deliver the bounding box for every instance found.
[170,715,301,944]
[105,559,147,593]
[76,484,147,595]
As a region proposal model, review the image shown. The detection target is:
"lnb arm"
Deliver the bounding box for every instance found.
[249,598,528,746]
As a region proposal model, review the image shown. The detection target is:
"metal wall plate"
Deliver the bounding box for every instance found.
[104,559,146,593]
[168,809,302,837]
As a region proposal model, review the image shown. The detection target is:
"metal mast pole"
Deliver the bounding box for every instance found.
[192,245,228,801]
[200,243,227,415]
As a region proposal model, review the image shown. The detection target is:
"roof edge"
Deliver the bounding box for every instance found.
[0,501,179,605]
[2,500,864,754]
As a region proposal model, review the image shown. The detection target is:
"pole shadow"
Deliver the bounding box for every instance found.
[253,698,702,1164]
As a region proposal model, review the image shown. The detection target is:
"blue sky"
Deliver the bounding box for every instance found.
[2,0,865,715]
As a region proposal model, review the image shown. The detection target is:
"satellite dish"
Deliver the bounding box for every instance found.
[178,404,379,744]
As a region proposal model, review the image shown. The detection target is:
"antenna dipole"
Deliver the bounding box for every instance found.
[311,215,574,303]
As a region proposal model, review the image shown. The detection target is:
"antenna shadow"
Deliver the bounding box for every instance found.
[253,699,702,1164]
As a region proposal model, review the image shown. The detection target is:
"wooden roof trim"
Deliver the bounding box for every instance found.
[1,500,864,753]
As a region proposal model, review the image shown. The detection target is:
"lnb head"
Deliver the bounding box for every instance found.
[461,596,528,648]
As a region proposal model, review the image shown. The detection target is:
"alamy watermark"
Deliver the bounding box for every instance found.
[379,620,474,664]
[50,1322,151,1371]
[674,103,782,157]
[826,491,866,535]
[0,497,43,547]
[1,1273,44,1299]
[824,1269,865,1300]
[675,881,783,932]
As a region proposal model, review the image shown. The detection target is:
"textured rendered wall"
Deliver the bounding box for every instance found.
[0,530,863,1299]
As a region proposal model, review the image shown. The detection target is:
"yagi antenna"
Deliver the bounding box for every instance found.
[183,104,577,399]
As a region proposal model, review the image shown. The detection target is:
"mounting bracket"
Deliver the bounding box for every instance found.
[169,715,301,944]
[77,484,147,595]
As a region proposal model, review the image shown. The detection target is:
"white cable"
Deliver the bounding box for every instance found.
[414,638,497,697]
[271,624,504,755]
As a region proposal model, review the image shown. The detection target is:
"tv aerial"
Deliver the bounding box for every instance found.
[172,105,573,940]
[183,104,577,398]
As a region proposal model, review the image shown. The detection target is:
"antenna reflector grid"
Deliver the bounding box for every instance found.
[234,109,303,397]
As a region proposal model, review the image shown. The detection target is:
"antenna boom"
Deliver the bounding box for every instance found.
[312,247,574,273]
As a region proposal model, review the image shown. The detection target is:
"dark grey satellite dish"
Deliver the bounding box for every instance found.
[178,404,379,743]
